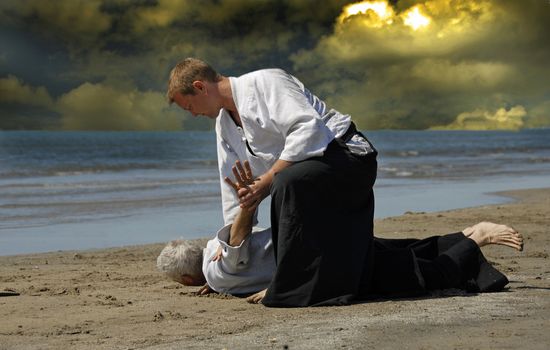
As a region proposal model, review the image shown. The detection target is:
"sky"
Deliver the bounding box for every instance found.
[1,0,549,131]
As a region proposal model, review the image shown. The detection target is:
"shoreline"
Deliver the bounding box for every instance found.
[1,187,549,349]
[3,174,550,257]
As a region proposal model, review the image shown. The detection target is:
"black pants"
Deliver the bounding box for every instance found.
[367,233,509,298]
[261,135,507,307]
[262,137,378,307]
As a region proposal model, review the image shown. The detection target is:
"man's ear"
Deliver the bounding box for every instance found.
[180,274,205,286]
[180,274,197,286]
[192,80,206,94]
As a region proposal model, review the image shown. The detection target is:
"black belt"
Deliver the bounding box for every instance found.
[337,122,377,156]
[339,122,361,143]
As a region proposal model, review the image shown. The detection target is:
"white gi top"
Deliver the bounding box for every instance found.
[216,68,355,224]
[202,224,275,294]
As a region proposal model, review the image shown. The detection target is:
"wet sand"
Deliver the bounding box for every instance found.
[1,188,549,349]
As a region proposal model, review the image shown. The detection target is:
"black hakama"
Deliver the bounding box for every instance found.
[367,232,509,298]
[262,135,378,307]
[261,126,508,307]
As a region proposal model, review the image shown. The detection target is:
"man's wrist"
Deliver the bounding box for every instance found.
[258,172,273,196]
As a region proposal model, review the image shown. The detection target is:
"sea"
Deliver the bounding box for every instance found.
[1,129,549,256]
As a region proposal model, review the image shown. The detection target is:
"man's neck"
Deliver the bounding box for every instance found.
[218,77,241,126]
[218,77,237,113]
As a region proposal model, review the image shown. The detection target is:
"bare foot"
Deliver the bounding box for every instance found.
[463,222,523,251]
[246,289,266,304]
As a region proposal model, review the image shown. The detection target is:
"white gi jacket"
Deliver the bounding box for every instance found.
[216,69,355,224]
[202,224,275,294]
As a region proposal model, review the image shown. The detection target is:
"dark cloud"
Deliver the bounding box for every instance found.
[0,0,549,130]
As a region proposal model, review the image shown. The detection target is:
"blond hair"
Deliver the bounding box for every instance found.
[167,58,222,103]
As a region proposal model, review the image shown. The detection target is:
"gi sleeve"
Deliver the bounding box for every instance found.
[258,70,334,162]
[215,223,251,273]
[216,117,259,226]
[202,225,275,294]
[216,121,241,225]
[202,224,251,293]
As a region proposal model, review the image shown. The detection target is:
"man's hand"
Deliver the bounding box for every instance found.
[224,159,292,211]
[237,175,271,211]
[197,283,215,295]
[246,288,267,304]
[211,245,223,262]
[223,160,259,245]
[224,160,264,211]
[238,159,293,210]
[226,160,255,190]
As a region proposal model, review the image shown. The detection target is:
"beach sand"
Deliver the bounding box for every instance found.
[1,188,549,350]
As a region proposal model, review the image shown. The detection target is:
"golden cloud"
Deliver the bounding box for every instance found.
[0,0,111,44]
[128,0,279,33]
[432,106,527,130]
[56,82,184,131]
[0,75,54,108]
[339,1,396,28]
[130,0,192,32]
[410,59,516,91]
[289,0,550,130]
[1,0,548,130]
[299,0,501,63]
[0,76,206,130]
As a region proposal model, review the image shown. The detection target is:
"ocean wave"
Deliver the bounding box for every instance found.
[395,171,414,177]
[0,160,218,180]
[399,150,419,157]
[41,178,219,190]
[0,191,223,229]
[0,178,220,205]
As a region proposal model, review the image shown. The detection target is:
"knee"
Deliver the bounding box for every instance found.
[271,161,330,200]
[271,167,300,195]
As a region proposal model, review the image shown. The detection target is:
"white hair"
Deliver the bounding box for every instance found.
[156,239,204,283]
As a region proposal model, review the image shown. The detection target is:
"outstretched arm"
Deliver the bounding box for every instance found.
[223,160,259,245]
[227,205,254,246]
[202,160,275,295]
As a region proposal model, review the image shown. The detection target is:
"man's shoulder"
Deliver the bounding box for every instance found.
[235,69,304,97]
[237,68,289,83]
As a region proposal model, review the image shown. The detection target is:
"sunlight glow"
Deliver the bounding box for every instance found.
[339,1,432,31]
[339,1,395,26]
[402,6,431,30]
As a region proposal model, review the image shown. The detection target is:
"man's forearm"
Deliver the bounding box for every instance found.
[239,159,293,209]
[228,208,255,246]
[262,159,293,188]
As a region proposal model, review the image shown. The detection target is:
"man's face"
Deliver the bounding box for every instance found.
[172,86,219,118]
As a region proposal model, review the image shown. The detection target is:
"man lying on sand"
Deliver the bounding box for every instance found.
[157,207,274,297]
[158,161,524,305]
